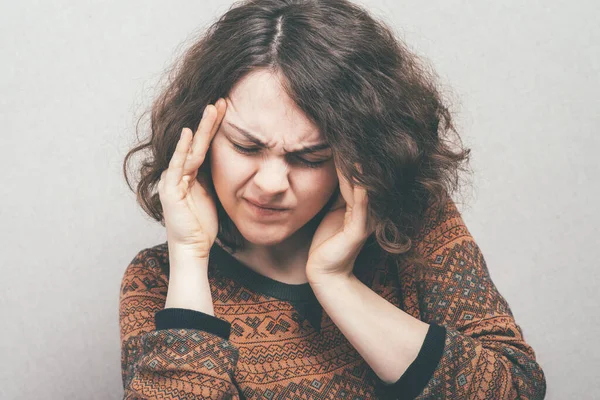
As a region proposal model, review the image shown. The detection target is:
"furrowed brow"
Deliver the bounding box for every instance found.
[226,122,330,154]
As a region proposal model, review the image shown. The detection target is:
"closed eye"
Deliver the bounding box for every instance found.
[232,143,260,155]
[231,144,329,169]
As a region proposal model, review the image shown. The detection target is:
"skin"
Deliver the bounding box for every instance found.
[208,69,340,284]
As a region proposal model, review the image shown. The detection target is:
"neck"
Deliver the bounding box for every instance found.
[233,220,319,284]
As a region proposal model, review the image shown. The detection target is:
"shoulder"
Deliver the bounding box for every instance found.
[412,197,473,259]
[119,243,172,344]
[120,242,170,292]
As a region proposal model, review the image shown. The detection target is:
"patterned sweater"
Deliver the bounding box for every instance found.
[119,199,547,399]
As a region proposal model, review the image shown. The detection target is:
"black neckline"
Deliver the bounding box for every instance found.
[210,243,319,303]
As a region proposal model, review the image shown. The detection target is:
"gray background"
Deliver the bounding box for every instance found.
[1,1,598,398]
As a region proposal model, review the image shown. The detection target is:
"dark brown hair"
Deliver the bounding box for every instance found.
[123,0,472,266]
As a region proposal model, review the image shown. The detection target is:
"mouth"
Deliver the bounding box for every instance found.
[244,198,289,210]
[244,199,290,217]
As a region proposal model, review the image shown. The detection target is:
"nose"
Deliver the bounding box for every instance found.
[252,158,290,196]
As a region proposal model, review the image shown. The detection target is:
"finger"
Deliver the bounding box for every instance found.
[348,185,369,235]
[347,163,373,238]
[157,170,167,194]
[185,105,215,173]
[335,166,354,207]
[357,187,376,236]
[165,128,193,187]
[186,100,225,173]
[208,98,227,138]
[159,169,167,186]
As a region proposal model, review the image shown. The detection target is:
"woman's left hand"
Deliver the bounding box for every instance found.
[306,164,375,283]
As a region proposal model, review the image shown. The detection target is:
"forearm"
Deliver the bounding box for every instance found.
[164,245,214,315]
[309,273,430,384]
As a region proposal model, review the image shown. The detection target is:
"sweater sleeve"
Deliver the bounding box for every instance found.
[382,199,547,400]
[119,247,240,399]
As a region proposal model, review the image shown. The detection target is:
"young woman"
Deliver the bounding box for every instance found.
[120,1,546,399]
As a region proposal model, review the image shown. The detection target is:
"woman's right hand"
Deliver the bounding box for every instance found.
[158,98,227,260]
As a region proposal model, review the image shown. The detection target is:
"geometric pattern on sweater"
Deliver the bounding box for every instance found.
[399,203,547,399]
[120,198,547,399]
[203,257,387,398]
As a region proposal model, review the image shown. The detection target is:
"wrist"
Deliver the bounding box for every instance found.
[168,242,211,266]
[165,247,213,314]
[167,240,212,263]
[307,269,357,291]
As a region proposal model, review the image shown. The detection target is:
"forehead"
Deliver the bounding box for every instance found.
[223,70,323,148]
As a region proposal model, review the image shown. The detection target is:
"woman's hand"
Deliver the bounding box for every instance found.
[158,99,227,260]
[306,164,375,283]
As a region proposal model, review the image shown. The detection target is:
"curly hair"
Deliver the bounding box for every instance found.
[123,0,472,268]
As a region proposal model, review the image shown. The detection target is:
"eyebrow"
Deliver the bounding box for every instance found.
[225,121,331,155]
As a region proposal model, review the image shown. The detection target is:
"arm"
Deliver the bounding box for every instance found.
[310,199,547,399]
[407,199,547,399]
[309,269,444,399]
[119,246,240,399]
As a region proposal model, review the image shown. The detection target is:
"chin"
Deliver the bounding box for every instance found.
[238,226,290,246]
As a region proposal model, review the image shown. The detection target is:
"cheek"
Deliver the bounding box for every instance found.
[294,167,338,203]
[209,142,249,189]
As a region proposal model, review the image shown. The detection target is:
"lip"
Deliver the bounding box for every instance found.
[244,199,290,217]
[244,198,289,210]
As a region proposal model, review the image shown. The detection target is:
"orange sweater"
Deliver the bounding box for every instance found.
[119,200,546,399]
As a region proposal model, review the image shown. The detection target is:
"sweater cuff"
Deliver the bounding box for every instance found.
[379,323,446,400]
[155,308,231,340]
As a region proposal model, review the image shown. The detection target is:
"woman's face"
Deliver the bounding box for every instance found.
[209,70,338,247]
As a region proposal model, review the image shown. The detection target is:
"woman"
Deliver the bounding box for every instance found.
[120,0,546,399]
